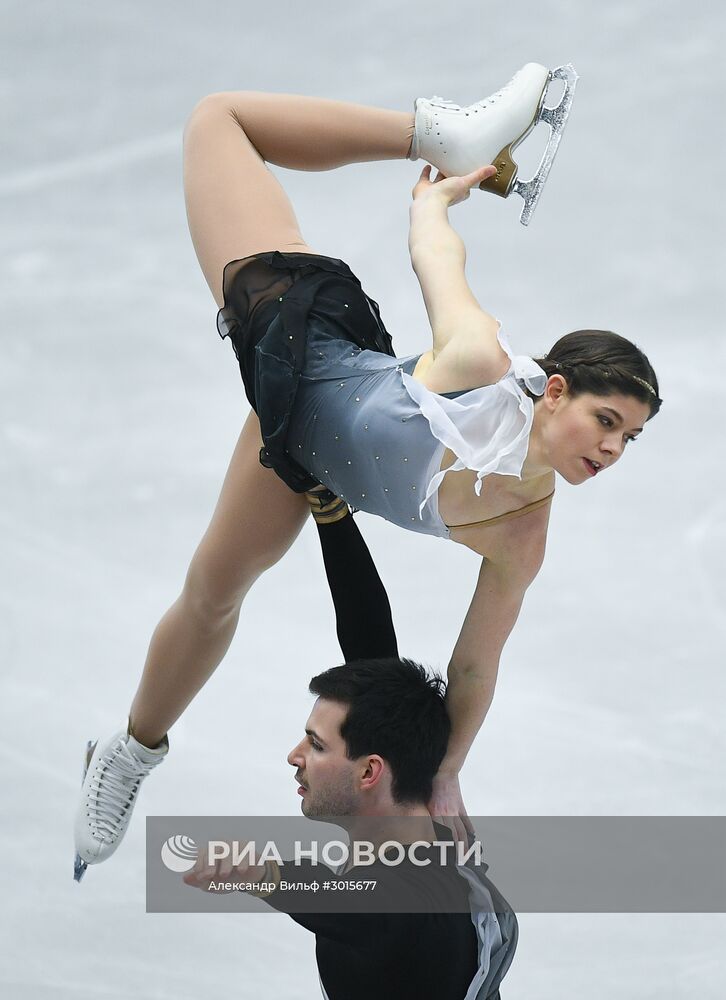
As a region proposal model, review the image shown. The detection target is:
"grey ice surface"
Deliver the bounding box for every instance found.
[1,1,725,997]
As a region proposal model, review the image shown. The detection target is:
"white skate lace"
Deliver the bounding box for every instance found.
[429,69,523,114]
[429,95,461,110]
[88,739,159,842]
[472,69,521,111]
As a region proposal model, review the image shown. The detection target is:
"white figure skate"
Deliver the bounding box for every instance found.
[73,726,168,881]
[409,62,579,225]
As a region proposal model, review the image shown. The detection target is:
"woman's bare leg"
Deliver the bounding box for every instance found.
[129,411,309,747]
[128,92,414,746]
[183,91,414,304]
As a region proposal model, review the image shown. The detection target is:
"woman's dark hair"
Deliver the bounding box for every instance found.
[532,330,662,419]
[309,658,450,805]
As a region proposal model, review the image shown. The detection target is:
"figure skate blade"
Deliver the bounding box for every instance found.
[514,63,578,226]
[73,739,96,883]
[73,853,87,882]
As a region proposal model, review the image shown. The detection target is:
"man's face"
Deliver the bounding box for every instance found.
[287,698,359,817]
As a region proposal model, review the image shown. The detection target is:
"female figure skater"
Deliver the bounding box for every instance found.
[74,63,661,875]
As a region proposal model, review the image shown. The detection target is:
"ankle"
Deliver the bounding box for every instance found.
[406,121,418,161]
[127,717,167,751]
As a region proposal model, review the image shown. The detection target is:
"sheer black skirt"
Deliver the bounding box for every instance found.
[217,251,395,492]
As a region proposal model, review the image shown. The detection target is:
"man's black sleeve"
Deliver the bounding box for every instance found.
[314,512,398,662]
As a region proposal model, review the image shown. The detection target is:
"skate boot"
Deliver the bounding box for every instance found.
[73,725,168,881]
[409,62,578,225]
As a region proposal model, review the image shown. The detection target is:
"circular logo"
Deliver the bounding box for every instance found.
[161,835,198,873]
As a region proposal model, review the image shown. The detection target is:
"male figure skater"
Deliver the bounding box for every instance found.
[186,655,517,999]
[184,496,517,999]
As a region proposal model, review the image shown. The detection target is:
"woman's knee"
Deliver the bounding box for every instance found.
[184,91,257,140]
[180,543,250,623]
[184,93,231,143]
[180,530,291,624]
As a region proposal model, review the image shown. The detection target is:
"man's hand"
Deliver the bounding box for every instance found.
[412,164,497,209]
[183,841,267,893]
[427,772,475,846]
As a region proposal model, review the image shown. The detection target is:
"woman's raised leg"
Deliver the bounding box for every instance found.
[182,90,414,303]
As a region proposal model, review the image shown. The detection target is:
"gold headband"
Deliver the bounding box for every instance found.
[551,362,657,398]
[628,374,657,397]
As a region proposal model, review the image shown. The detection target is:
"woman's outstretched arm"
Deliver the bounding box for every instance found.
[306,490,398,663]
[430,512,548,819]
[407,166,510,394]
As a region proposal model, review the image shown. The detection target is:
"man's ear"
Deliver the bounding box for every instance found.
[359,755,386,792]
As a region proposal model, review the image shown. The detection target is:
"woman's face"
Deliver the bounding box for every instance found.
[538,378,652,485]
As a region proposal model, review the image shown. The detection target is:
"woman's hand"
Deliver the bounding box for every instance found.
[412,164,497,209]
[427,771,475,846]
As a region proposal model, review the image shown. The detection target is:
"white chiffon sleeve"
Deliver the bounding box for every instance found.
[399,326,547,519]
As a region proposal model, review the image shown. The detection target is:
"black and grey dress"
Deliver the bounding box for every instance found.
[217,251,547,539]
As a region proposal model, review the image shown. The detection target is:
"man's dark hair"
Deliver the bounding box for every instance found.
[309,657,450,805]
